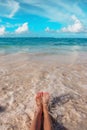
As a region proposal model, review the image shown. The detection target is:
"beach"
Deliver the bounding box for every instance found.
[0,38,87,130]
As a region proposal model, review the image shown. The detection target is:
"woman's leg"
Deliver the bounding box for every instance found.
[30,92,43,130]
[42,93,53,130]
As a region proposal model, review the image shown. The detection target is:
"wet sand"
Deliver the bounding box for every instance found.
[0,52,87,130]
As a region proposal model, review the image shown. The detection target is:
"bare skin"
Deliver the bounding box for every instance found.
[30,92,43,130]
[43,92,52,130]
[30,92,53,130]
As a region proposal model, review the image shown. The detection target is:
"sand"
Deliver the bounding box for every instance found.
[0,52,87,130]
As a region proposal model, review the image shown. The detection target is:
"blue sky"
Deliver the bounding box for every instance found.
[0,0,87,37]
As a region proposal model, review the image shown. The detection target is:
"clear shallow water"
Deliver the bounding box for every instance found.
[0,38,87,130]
[0,38,87,55]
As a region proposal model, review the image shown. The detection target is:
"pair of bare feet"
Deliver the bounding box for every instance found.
[30,92,52,130]
[35,92,49,115]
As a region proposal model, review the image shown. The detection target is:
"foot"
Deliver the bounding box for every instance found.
[42,92,50,112]
[35,92,43,115]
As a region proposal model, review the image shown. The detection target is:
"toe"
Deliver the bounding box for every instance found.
[35,92,43,106]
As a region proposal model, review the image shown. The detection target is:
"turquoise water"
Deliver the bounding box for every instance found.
[0,38,87,55]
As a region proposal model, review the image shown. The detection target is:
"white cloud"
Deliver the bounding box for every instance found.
[0,0,19,18]
[15,22,29,34]
[45,27,50,32]
[45,26,60,34]
[0,0,86,25]
[45,15,87,33]
[5,23,21,28]
[8,1,20,18]
[0,26,6,36]
[61,15,84,33]
[45,27,54,33]
[19,0,85,23]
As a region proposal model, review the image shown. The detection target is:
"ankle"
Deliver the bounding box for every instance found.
[35,106,42,114]
[43,104,48,113]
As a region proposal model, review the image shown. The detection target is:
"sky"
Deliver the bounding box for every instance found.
[0,0,87,37]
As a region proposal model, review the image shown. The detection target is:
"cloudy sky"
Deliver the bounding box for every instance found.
[0,0,87,37]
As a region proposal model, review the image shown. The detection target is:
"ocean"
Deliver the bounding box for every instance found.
[0,38,87,55]
[0,38,87,130]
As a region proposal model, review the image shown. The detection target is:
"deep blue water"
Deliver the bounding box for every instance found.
[0,38,87,55]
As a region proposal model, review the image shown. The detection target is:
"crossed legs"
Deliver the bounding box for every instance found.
[30,92,53,130]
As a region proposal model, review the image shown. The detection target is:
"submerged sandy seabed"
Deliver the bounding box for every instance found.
[0,52,87,130]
